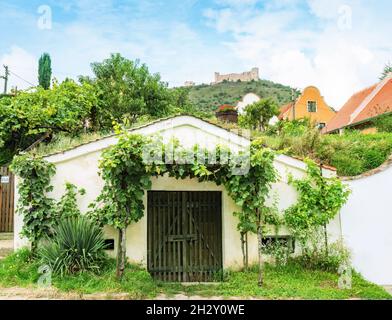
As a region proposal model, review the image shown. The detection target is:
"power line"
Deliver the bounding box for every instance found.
[8,70,36,87]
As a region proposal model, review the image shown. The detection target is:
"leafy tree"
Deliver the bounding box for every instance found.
[0,80,97,165]
[241,98,279,131]
[380,62,392,80]
[90,53,172,127]
[38,53,52,89]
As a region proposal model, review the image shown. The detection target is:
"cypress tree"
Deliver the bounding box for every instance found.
[38,53,52,89]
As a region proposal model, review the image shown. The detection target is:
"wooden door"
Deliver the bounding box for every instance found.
[0,166,14,232]
[147,191,222,282]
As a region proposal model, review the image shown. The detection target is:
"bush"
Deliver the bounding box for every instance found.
[291,243,350,273]
[291,230,351,273]
[261,124,392,176]
[374,114,392,132]
[262,239,291,266]
[39,216,108,276]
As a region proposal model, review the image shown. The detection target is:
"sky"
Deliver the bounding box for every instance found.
[0,0,391,109]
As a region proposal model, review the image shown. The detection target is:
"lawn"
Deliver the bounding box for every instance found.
[261,131,392,176]
[0,250,390,300]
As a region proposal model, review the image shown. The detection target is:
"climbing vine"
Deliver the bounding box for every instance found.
[55,182,86,219]
[284,159,351,251]
[88,129,153,279]
[10,154,56,255]
[89,128,278,282]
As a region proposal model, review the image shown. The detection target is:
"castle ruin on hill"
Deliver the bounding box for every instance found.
[213,67,259,84]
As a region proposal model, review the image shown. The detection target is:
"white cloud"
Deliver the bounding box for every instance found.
[0,46,37,91]
[1,1,390,109]
[204,1,390,109]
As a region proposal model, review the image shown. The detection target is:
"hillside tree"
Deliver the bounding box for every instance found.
[241,98,280,131]
[90,53,172,128]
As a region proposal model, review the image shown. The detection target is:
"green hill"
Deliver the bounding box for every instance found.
[186,79,297,115]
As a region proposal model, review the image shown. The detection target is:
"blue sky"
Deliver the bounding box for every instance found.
[0,0,391,108]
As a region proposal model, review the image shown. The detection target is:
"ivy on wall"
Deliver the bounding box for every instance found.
[284,159,351,250]
[10,154,56,254]
[11,154,88,256]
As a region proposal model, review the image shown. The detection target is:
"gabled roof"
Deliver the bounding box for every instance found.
[43,115,250,163]
[278,86,335,120]
[41,114,336,175]
[278,102,294,120]
[324,75,392,133]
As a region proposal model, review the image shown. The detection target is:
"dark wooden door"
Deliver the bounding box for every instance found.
[0,166,14,232]
[147,191,222,282]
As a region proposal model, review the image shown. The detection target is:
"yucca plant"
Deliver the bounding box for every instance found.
[39,216,108,276]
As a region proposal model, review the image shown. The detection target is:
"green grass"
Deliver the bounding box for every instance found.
[0,249,390,299]
[261,131,392,176]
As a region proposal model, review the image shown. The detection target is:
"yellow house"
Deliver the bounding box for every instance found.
[279,86,336,129]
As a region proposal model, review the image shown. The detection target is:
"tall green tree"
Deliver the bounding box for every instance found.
[38,53,52,89]
[241,98,280,131]
[380,62,392,80]
[90,53,172,127]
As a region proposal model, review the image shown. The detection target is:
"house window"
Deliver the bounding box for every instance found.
[104,239,115,250]
[262,236,295,254]
[317,122,326,129]
[307,101,317,113]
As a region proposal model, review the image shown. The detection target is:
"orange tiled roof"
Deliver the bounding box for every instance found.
[278,102,294,120]
[324,77,392,133]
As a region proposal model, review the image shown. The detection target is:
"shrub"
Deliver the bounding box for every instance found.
[374,113,392,132]
[262,239,291,266]
[39,216,107,276]
[291,230,351,273]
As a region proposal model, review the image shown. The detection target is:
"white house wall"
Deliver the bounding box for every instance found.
[13,116,341,269]
[341,166,392,285]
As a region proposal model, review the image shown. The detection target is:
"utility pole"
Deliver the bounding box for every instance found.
[291,88,296,120]
[1,65,9,94]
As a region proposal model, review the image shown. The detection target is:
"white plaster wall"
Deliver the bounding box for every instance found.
[341,167,392,285]
[14,151,341,268]
[236,93,279,125]
[237,93,260,114]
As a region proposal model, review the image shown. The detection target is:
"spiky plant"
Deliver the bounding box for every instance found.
[39,216,107,276]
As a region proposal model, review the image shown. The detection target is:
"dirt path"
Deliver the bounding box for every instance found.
[0,233,13,260]
[0,286,262,300]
